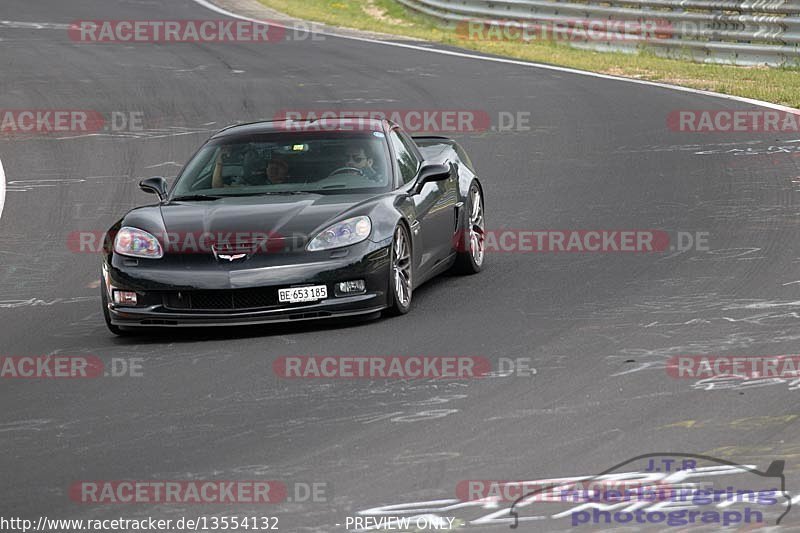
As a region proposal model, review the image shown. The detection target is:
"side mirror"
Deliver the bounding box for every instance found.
[139,176,168,201]
[412,163,450,194]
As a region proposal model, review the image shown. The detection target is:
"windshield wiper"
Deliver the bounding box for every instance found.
[170,194,224,202]
[221,191,312,196]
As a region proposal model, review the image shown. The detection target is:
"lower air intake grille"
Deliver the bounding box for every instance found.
[163,288,279,311]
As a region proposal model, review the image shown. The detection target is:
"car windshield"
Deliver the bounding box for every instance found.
[171,130,392,197]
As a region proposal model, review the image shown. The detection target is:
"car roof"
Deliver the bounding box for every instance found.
[211,117,389,139]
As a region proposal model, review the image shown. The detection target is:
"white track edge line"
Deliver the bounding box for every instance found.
[191,0,800,114]
[0,158,5,221]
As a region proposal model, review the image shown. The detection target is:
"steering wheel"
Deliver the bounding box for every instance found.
[327,166,364,178]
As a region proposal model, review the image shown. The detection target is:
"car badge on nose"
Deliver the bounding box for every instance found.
[212,244,250,262]
[217,253,247,262]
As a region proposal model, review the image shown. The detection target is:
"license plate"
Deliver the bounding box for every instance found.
[278,285,328,303]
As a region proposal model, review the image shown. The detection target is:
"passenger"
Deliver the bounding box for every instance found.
[211,147,230,188]
[267,158,289,184]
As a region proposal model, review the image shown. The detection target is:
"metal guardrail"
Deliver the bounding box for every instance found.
[396,0,800,65]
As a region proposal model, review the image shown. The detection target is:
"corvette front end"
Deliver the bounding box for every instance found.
[102,236,392,328]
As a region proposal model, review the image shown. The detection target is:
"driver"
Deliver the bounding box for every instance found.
[343,144,380,181]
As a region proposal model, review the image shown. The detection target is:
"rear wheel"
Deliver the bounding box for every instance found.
[453,182,485,274]
[385,224,413,316]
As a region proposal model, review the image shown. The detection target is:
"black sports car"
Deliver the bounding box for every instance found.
[101,117,485,334]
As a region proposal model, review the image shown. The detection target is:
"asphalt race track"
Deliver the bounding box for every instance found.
[1,0,800,531]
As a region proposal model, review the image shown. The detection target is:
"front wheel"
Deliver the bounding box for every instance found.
[384,224,413,316]
[453,182,485,274]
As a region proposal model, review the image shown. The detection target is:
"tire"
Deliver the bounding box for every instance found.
[453,182,485,274]
[384,223,413,316]
[101,278,133,336]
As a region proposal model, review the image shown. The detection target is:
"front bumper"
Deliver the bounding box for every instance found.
[107,296,386,327]
[103,240,391,327]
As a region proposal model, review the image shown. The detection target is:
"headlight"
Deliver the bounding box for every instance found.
[114,227,163,259]
[307,216,372,251]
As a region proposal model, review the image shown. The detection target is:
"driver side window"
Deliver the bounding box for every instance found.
[388,130,419,185]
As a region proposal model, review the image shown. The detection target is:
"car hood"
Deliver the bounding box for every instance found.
[158,193,374,241]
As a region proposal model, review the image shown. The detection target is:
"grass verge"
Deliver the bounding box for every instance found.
[258,0,800,108]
